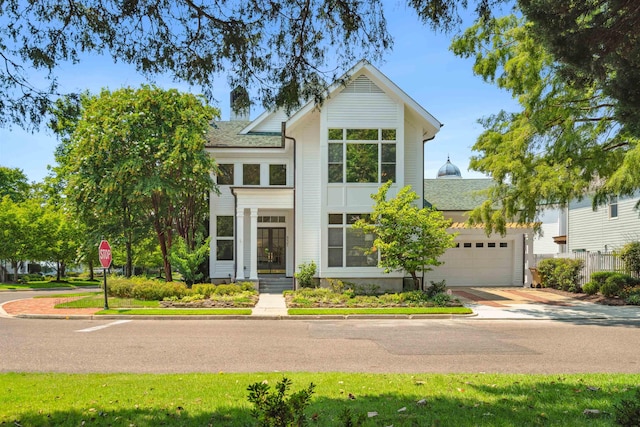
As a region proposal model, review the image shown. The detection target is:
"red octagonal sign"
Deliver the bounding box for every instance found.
[98,240,112,269]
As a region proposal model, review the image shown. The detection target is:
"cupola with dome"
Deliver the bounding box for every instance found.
[436,156,462,179]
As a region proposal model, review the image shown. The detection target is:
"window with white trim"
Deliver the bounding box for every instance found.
[327,213,377,267]
[609,195,618,218]
[216,216,234,260]
[328,128,396,183]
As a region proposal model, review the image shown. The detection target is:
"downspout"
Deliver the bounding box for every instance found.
[421,132,438,290]
[282,122,297,290]
[232,188,238,283]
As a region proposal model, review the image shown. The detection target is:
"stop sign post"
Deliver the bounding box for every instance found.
[98,240,112,310]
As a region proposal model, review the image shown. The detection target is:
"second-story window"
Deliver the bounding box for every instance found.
[609,195,618,219]
[217,164,234,185]
[243,164,260,185]
[328,128,396,183]
[269,164,287,186]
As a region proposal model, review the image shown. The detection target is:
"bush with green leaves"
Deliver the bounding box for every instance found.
[108,277,256,301]
[590,271,618,288]
[600,273,636,298]
[581,281,599,295]
[426,279,447,297]
[620,241,640,276]
[536,258,584,292]
[247,377,315,427]
[294,261,317,288]
[614,388,640,427]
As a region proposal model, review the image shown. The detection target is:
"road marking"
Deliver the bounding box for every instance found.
[76,320,132,333]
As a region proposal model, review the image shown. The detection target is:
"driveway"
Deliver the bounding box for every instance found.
[452,287,640,320]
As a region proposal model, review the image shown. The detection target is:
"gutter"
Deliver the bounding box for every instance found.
[282,122,297,290]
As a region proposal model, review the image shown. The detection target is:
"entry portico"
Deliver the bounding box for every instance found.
[232,187,294,280]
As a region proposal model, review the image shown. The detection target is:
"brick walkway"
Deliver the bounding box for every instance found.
[2,297,100,316]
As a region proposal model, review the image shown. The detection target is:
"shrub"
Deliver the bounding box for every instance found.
[214,284,243,295]
[247,377,315,426]
[294,261,317,288]
[626,294,640,305]
[191,284,216,298]
[426,279,447,297]
[614,388,640,427]
[620,241,640,276]
[431,293,452,306]
[600,273,630,298]
[537,258,584,292]
[590,271,618,288]
[581,281,599,295]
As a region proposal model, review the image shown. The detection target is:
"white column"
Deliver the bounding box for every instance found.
[249,208,259,280]
[235,207,245,280]
[525,231,535,287]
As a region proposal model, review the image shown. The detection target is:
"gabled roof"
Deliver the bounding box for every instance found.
[285,60,442,135]
[424,178,493,211]
[205,121,282,148]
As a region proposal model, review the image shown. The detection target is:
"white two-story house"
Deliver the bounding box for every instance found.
[205,60,533,290]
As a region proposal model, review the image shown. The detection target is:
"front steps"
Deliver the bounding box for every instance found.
[259,276,294,294]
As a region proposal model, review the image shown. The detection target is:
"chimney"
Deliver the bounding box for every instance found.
[230,87,250,121]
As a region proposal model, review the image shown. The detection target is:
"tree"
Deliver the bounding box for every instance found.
[59,85,218,281]
[519,0,640,137]
[450,15,633,234]
[0,167,30,202]
[353,181,456,290]
[169,235,210,287]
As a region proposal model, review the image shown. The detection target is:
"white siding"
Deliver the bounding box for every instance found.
[295,116,322,266]
[209,186,236,279]
[250,109,289,133]
[404,119,420,196]
[568,196,640,252]
[327,93,398,128]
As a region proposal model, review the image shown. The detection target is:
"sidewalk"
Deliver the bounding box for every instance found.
[2,287,639,320]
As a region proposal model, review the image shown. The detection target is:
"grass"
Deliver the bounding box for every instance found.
[53,293,160,309]
[96,308,252,315]
[288,307,473,315]
[0,372,637,426]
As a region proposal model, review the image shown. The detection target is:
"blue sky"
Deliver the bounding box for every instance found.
[0,4,518,183]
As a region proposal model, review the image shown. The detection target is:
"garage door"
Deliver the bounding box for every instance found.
[425,240,515,286]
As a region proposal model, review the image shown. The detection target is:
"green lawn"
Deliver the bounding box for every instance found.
[0,372,637,426]
[288,307,473,316]
[96,308,252,315]
[53,293,159,309]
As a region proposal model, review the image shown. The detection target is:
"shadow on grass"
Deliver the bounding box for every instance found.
[5,382,636,426]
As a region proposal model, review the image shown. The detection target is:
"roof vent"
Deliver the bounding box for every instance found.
[342,75,384,94]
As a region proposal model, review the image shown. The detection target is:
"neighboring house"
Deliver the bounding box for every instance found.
[533,207,567,256]
[423,159,534,286]
[205,60,531,290]
[567,195,640,253]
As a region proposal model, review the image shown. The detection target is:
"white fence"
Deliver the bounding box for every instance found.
[534,252,633,286]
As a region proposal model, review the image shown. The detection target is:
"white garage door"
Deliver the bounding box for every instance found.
[426,240,515,286]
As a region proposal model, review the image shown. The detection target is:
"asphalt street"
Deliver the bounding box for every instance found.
[1,314,638,374]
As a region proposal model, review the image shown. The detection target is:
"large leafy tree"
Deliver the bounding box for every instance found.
[353,181,456,290]
[59,85,218,281]
[451,15,634,234]
[0,166,30,202]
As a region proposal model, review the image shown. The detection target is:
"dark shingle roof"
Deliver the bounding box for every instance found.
[205,121,283,148]
[424,179,493,211]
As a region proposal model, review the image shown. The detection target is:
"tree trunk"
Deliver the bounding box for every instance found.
[410,271,420,290]
[56,261,61,281]
[125,236,133,277]
[11,260,19,282]
[88,259,95,281]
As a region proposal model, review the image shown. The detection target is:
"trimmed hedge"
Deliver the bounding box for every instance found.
[537,258,584,292]
[108,277,256,301]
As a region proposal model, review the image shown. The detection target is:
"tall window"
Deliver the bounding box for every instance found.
[327,213,377,267]
[217,164,234,185]
[216,216,234,260]
[243,164,260,185]
[269,164,287,185]
[328,128,396,183]
[609,195,618,218]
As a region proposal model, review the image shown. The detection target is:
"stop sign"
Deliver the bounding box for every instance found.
[98,240,112,269]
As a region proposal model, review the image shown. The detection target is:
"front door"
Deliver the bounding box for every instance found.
[257,228,286,273]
